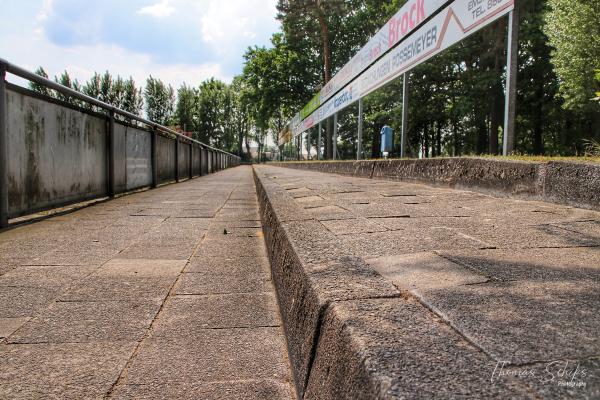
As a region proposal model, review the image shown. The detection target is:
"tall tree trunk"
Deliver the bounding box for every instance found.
[371,125,381,159]
[436,120,442,157]
[533,85,545,154]
[424,125,430,158]
[245,130,251,159]
[477,118,488,154]
[315,3,332,159]
[316,6,331,83]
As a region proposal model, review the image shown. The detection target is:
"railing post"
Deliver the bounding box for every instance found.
[199,147,204,176]
[175,136,180,183]
[108,110,116,197]
[151,127,158,188]
[0,62,8,228]
[188,143,193,179]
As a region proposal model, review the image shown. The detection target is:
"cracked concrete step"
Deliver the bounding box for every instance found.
[254,164,600,400]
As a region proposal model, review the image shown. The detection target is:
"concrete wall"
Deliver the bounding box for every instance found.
[157,135,176,184]
[270,158,600,211]
[201,148,208,176]
[179,142,191,181]
[124,125,152,190]
[191,145,200,177]
[6,87,107,218]
[2,85,239,221]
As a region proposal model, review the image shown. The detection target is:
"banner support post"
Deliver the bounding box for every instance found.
[401,73,410,158]
[357,98,363,160]
[333,113,338,161]
[503,6,519,156]
[317,122,322,160]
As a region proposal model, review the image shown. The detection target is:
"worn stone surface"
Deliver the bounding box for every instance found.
[255,164,600,399]
[175,272,272,295]
[271,158,600,211]
[123,329,290,385]
[0,166,294,399]
[305,299,532,399]
[111,380,295,400]
[0,342,137,399]
[7,300,162,344]
[151,293,280,333]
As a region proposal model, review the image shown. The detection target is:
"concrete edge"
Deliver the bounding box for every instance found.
[268,159,600,211]
[253,166,402,399]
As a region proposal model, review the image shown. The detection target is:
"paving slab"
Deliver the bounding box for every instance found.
[0,342,137,399]
[175,272,271,294]
[186,256,270,275]
[7,299,162,344]
[122,328,291,385]
[151,293,280,333]
[111,380,295,400]
[0,286,60,318]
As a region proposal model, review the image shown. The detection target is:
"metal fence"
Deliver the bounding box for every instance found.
[0,58,240,227]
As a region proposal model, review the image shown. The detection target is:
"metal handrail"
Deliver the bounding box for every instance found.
[0,57,239,159]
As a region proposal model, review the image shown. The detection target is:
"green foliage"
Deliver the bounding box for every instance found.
[144,76,175,125]
[29,67,53,98]
[53,70,81,105]
[583,138,600,157]
[544,0,600,111]
[255,0,600,158]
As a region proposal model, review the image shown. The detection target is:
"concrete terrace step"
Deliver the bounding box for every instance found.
[253,164,600,400]
[0,166,295,400]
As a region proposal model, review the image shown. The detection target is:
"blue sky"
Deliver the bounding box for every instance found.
[0,0,280,88]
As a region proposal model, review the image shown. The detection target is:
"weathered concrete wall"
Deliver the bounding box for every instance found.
[270,159,600,211]
[178,142,190,181]
[201,148,208,176]
[124,125,152,190]
[6,88,107,218]
[543,161,600,210]
[191,145,200,177]
[157,135,176,184]
[3,85,239,221]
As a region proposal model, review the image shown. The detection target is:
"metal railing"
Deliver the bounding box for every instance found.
[0,57,241,227]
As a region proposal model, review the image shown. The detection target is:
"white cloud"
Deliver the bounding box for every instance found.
[1,0,279,90]
[200,0,278,51]
[138,0,176,18]
[34,0,54,36]
[3,32,230,90]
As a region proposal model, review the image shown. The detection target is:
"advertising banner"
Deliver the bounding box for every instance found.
[285,0,449,138]
[292,0,514,136]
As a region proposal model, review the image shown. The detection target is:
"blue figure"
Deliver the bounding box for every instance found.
[380,125,394,156]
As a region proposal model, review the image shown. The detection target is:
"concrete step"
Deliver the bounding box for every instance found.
[254,164,600,400]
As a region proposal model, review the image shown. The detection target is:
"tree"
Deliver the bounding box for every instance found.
[54,70,81,105]
[144,76,175,125]
[121,77,144,117]
[29,67,53,98]
[175,84,197,133]
[196,78,227,145]
[545,0,600,111]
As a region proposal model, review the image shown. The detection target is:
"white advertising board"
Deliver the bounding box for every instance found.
[292,0,514,136]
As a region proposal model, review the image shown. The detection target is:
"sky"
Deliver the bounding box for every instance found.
[0,0,280,88]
